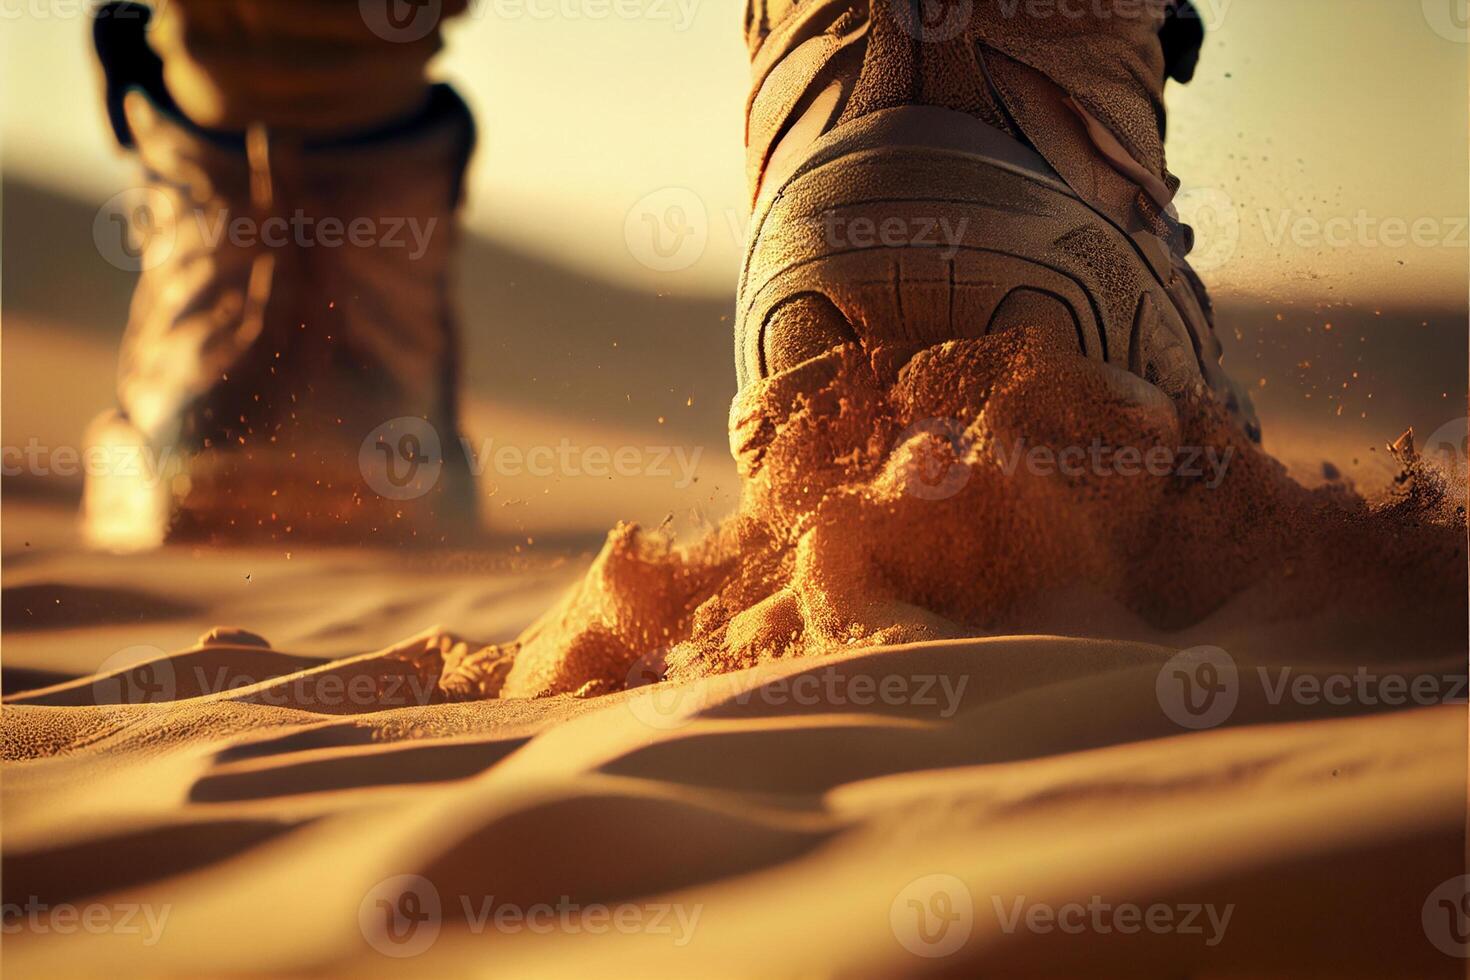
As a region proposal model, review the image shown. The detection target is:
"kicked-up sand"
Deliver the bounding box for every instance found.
[475,332,1465,698]
[3,334,1467,977]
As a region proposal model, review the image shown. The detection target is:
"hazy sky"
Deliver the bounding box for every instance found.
[2,0,1465,306]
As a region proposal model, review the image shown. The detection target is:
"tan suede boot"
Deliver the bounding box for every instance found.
[738,0,1258,437]
[83,3,477,548]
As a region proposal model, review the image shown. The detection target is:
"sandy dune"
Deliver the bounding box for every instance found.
[4,611,1465,977]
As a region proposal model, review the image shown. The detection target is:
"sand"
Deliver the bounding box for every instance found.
[3,631,1465,977]
[4,329,1467,977]
[467,332,1468,698]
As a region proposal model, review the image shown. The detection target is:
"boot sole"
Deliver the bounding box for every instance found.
[736,105,1218,402]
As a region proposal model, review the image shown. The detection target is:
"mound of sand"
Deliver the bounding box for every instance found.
[442,333,1466,698]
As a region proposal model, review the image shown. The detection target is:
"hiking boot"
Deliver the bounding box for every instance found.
[82,5,478,549]
[736,0,1259,437]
